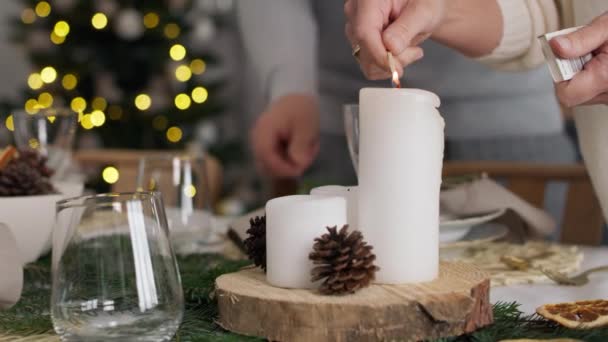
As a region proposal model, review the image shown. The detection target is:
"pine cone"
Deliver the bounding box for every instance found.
[0,151,55,196]
[244,215,266,272]
[309,225,379,295]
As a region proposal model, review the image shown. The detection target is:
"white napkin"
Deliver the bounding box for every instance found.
[0,223,23,309]
[440,177,557,238]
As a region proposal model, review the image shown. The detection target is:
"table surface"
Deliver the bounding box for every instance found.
[491,246,608,314]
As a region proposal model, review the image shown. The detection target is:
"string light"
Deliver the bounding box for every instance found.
[152,115,168,130]
[169,44,186,61]
[184,185,197,198]
[108,105,123,120]
[92,97,107,111]
[62,74,77,90]
[5,115,14,132]
[40,66,57,83]
[175,65,192,82]
[80,114,94,129]
[25,99,39,114]
[21,8,36,24]
[47,116,56,123]
[102,166,120,184]
[190,59,206,75]
[90,110,106,127]
[37,92,53,108]
[166,126,183,143]
[143,12,159,29]
[70,97,87,112]
[54,21,70,37]
[27,73,44,90]
[191,87,208,103]
[50,32,65,45]
[164,23,180,39]
[174,94,191,110]
[91,13,108,30]
[135,94,151,111]
[35,1,51,17]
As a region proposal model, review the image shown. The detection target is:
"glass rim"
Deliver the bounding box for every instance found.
[13,107,78,118]
[138,153,206,163]
[57,191,162,209]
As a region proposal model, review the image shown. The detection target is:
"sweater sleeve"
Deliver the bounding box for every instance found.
[477,0,559,71]
[236,0,318,103]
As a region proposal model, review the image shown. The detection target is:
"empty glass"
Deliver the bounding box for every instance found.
[137,154,217,254]
[51,192,184,342]
[12,108,78,180]
[343,104,360,176]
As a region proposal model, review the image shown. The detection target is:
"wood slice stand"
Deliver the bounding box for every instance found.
[216,262,492,342]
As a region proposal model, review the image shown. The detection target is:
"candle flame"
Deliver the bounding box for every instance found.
[392,70,401,88]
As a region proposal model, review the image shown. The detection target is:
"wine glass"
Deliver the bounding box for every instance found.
[343,104,360,176]
[12,108,78,180]
[137,154,219,254]
[51,192,184,342]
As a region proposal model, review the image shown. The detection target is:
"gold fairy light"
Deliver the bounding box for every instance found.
[35,1,51,17]
[135,94,152,111]
[80,114,94,129]
[90,110,106,126]
[27,73,44,90]
[174,94,191,110]
[5,115,14,132]
[164,23,180,39]
[152,115,168,131]
[37,92,53,108]
[70,97,87,112]
[92,97,107,111]
[102,166,120,184]
[190,59,206,75]
[175,65,192,82]
[54,21,70,37]
[62,74,77,90]
[91,13,108,30]
[25,99,39,114]
[169,44,186,61]
[50,32,66,45]
[143,12,160,29]
[40,66,57,83]
[21,8,36,24]
[108,105,123,120]
[191,87,208,103]
[166,126,183,143]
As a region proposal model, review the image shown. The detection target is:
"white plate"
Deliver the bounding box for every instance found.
[439,209,506,243]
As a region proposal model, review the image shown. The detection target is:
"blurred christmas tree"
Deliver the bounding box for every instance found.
[5,0,228,149]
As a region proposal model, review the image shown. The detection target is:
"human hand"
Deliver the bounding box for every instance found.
[344,0,445,79]
[250,94,320,178]
[550,13,608,107]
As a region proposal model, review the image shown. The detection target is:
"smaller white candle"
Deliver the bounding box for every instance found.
[266,195,347,289]
[310,186,358,228]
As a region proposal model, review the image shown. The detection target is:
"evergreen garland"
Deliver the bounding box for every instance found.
[2,254,608,341]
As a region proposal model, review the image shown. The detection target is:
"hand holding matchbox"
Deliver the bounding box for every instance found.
[539,27,593,83]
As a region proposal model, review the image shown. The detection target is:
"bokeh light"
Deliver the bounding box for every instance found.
[143,12,160,29]
[108,105,123,120]
[54,21,70,37]
[21,8,36,24]
[40,66,57,83]
[91,13,108,30]
[191,87,208,104]
[169,44,186,61]
[102,166,120,184]
[152,115,168,131]
[27,73,44,90]
[166,126,183,143]
[164,23,180,39]
[5,115,14,132]
[71,97,87,112]
[35,1,51,17]
[135,94,152,111]
[190,59,206,75]
[91,110,106,127]
[92,97,107,111]
[25,99,39,114]
[175,65,192,82]
[80,114,94,129]
[50,32,65,45]
[174,94,191,110]
[29,138,40,149]
[184,185,197,198]
[62,74,77,90]
[37,92,53,108]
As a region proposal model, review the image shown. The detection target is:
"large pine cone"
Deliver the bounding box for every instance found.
[244,215,266,272]
[309,225,379,295]
[0,151,55,196]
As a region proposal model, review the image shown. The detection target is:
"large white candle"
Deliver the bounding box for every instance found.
[266,195,347,288]
[358,88,444,284]
[310,185,358,228]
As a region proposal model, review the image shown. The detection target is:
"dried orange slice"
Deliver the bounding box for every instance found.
[537,299,608,329]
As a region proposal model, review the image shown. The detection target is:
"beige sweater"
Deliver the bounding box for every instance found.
[486,0,608,225]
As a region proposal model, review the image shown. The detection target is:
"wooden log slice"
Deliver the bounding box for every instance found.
[216,262,492,342]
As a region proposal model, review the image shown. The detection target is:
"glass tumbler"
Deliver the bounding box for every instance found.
[137,154,217,253]
[343,104,360,176]
[51,192,184,342]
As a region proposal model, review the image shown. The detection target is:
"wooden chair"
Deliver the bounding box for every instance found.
[73,149,223,206]
[443,161,605,246]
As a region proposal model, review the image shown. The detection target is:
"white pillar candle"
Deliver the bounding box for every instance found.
[310,185,358,228]
[266,195,347,289]
[358,88,444,284]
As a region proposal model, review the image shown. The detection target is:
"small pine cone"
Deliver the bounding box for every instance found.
[309,225,379,295]
[244,215,266,272]
[0,154,55,196]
